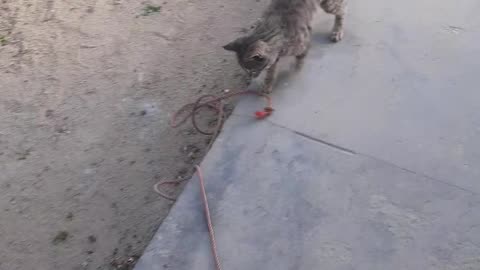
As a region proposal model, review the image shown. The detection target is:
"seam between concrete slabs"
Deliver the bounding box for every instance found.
[229,113,479,196]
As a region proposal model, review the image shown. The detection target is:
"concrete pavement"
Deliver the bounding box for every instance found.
[135,0,480,269]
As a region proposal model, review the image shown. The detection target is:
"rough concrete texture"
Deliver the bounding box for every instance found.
[135,0,480,269]
[0,0,268,269]
[136,116,480,270]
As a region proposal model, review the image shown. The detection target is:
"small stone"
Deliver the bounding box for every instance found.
[87,235,97,243]
[45,109,54,118]
[55,126,69,134]
[66,212,74,221]
[52,231,69,244]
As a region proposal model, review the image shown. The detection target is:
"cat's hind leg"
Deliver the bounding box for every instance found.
[320,0,346,42]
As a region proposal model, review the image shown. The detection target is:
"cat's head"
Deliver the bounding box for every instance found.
[223,38,276,78]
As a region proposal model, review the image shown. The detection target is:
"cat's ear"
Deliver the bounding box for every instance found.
[223,38,244,52]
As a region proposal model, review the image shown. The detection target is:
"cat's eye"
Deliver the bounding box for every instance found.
[252,55,265,62]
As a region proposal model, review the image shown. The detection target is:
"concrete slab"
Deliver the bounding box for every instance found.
[135,0,480,269]
[135,116,480,270]
[236,0,480,192]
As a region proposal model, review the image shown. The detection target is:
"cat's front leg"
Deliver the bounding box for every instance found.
[295,53,307,71]
[330,14,344,42]
[245,73,253,85]
[320,0,346,42]
[263,59,279,94]
[295,43,310,71]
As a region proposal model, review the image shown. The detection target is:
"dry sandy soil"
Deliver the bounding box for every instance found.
[0,0,266,269]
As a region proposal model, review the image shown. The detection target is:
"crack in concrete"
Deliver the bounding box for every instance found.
[361,152,479,196]
[230,114,479,196]
[293,130,357,156]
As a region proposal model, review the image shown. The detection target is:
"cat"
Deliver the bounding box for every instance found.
[223,0,346,93]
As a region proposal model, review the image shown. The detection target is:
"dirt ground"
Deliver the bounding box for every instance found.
[0,0,266,269]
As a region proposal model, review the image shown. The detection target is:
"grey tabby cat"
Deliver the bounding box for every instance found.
[223,0,346,93]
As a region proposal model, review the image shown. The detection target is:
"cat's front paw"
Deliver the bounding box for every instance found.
[245,75,253,85]
[262,84,273,94]
[294,56,306,71]
[330,30,344,42]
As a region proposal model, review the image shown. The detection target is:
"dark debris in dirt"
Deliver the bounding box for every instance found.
[0,35,7,46]
[52,231,69,245]
[141,5,161,16]
[66,212,74,221]
[110,255,139,270]
[45,109,54,118]
[15,148,32,161]
[88,235,97,243]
